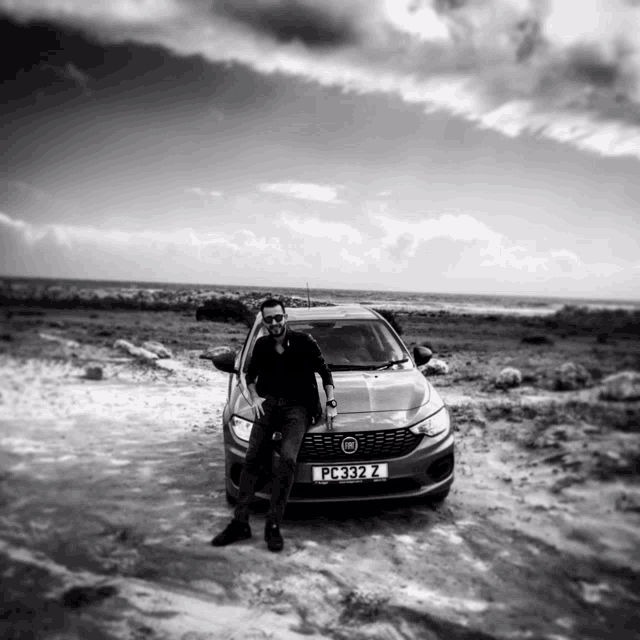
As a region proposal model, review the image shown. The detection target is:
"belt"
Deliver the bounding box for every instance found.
[266,395,304,407]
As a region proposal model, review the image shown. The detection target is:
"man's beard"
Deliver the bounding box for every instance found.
[270,324,285,336]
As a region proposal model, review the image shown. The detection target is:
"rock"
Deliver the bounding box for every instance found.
[113,339,158,362]
[419,358,449,376]
[552,362,592,391]
[142,340,173,359]
[84,366,103,381]
[615,492,640,513]
[39,332,80,348]
[598,371,640,402]
[113,338,135,352]
[200,345,235,360]
[154,359,182,372]
[495,367,522,390]
[61,585,117,609]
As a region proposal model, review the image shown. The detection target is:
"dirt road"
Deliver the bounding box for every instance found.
[1,352,639,640]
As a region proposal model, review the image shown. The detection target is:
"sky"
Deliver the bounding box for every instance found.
[1,0,639,300]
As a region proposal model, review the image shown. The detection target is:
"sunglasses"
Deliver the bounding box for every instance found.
[263,314,285,324]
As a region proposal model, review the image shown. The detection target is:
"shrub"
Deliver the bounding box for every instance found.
[552,362,592,391]
[196,296,254,327]
[494,367,523,390]
[372,308,403,335]
[522,334,555,346]
[545,305,640,338]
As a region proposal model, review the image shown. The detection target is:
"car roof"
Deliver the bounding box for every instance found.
[278,305,379,322]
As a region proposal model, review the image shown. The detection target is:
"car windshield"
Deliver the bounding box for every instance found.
[243,319,411,371]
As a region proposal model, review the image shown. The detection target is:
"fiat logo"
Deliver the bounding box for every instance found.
[341,436,358,454]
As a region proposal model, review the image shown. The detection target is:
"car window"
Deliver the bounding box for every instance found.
[242,319,411,371]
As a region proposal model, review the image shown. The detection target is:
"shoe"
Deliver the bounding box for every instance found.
[264,521,284,552]
[210,519,251,547]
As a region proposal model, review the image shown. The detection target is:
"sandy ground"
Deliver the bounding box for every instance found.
[1,345,640,640]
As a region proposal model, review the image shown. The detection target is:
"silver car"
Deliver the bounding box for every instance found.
[211,305,454,504]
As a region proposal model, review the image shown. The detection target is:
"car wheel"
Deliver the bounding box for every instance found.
[225,489,238,505]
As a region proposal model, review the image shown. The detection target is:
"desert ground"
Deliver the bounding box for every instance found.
[1,301,639,640]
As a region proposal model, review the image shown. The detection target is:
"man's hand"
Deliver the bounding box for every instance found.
[250,395,266,419]
[326,405,338,430]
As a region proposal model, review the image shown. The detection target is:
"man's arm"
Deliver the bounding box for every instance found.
[323,383,335,403]
[245,338,267,418]
[306,334,334,391]
[305,335,337,427]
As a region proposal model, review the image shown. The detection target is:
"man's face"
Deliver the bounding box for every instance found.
[262,304,287,337]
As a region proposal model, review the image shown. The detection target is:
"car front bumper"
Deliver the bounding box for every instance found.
[223,427,455,504]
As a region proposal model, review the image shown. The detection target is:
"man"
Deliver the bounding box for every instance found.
[211,298,337,552]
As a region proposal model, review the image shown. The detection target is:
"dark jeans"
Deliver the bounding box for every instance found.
[234,396,308,525]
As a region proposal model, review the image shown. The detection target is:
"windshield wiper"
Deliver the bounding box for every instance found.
[376,358,409,370]
[329,363,377,371]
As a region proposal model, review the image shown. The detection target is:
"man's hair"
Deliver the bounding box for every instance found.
[260,297,286,315]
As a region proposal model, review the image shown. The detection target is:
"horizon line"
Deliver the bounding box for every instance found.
[1,273,639,306]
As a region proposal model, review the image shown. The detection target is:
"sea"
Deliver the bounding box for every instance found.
[2,275,639,317]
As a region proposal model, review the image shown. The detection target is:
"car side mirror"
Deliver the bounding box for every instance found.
[413,346,432,366]
[209,350,238,374]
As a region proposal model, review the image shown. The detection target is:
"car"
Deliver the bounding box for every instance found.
[210,305,454,505]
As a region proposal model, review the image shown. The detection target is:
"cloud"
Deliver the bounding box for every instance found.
[2,211,636,294]
[3,0,640,159]
[374,212,501,259]
[259,182,344,203]
[281,213,362,243]
[185,187,223,198]
[0,211,287,279]
[480,244,550,272]
[340,248,366,267]
[371,212,600,274]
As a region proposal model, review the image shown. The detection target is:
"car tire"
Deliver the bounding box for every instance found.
[225,489,238,505]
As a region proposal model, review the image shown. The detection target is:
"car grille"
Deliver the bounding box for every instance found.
[298,428,423,462]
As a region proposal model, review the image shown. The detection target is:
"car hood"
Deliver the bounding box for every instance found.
[232,369,441,433]
[308,369,436,433]
[328,370,429,414]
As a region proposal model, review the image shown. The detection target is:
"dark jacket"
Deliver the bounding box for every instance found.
[246,328,334,425]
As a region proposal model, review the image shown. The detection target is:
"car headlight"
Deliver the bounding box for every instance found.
[230,415,254,441]
[409,407,449,437]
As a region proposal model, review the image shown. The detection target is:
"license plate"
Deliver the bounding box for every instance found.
[312,463,388,484]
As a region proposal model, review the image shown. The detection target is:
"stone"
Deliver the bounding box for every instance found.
[495,367,522,390]
[598,371,640,402]
[552,362,592,391]
[39,332,80,348]
[142,340,173,359]
[419,358,449,376]
[113,338,135,352]
[84,366,103,381]
[113,338,158,362]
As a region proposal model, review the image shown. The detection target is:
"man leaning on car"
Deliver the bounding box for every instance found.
[211,297,337,552]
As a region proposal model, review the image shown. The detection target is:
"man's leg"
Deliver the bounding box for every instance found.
[267,405,307,527]
[234,399,277,523]
[211,399,278,547]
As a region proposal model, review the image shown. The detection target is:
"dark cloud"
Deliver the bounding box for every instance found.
[1,0,640,159]
[514,18,541,63]
[567,47,620,89]
[215,0,357,48]
[0,13,282,123]
[387,232,414,262]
